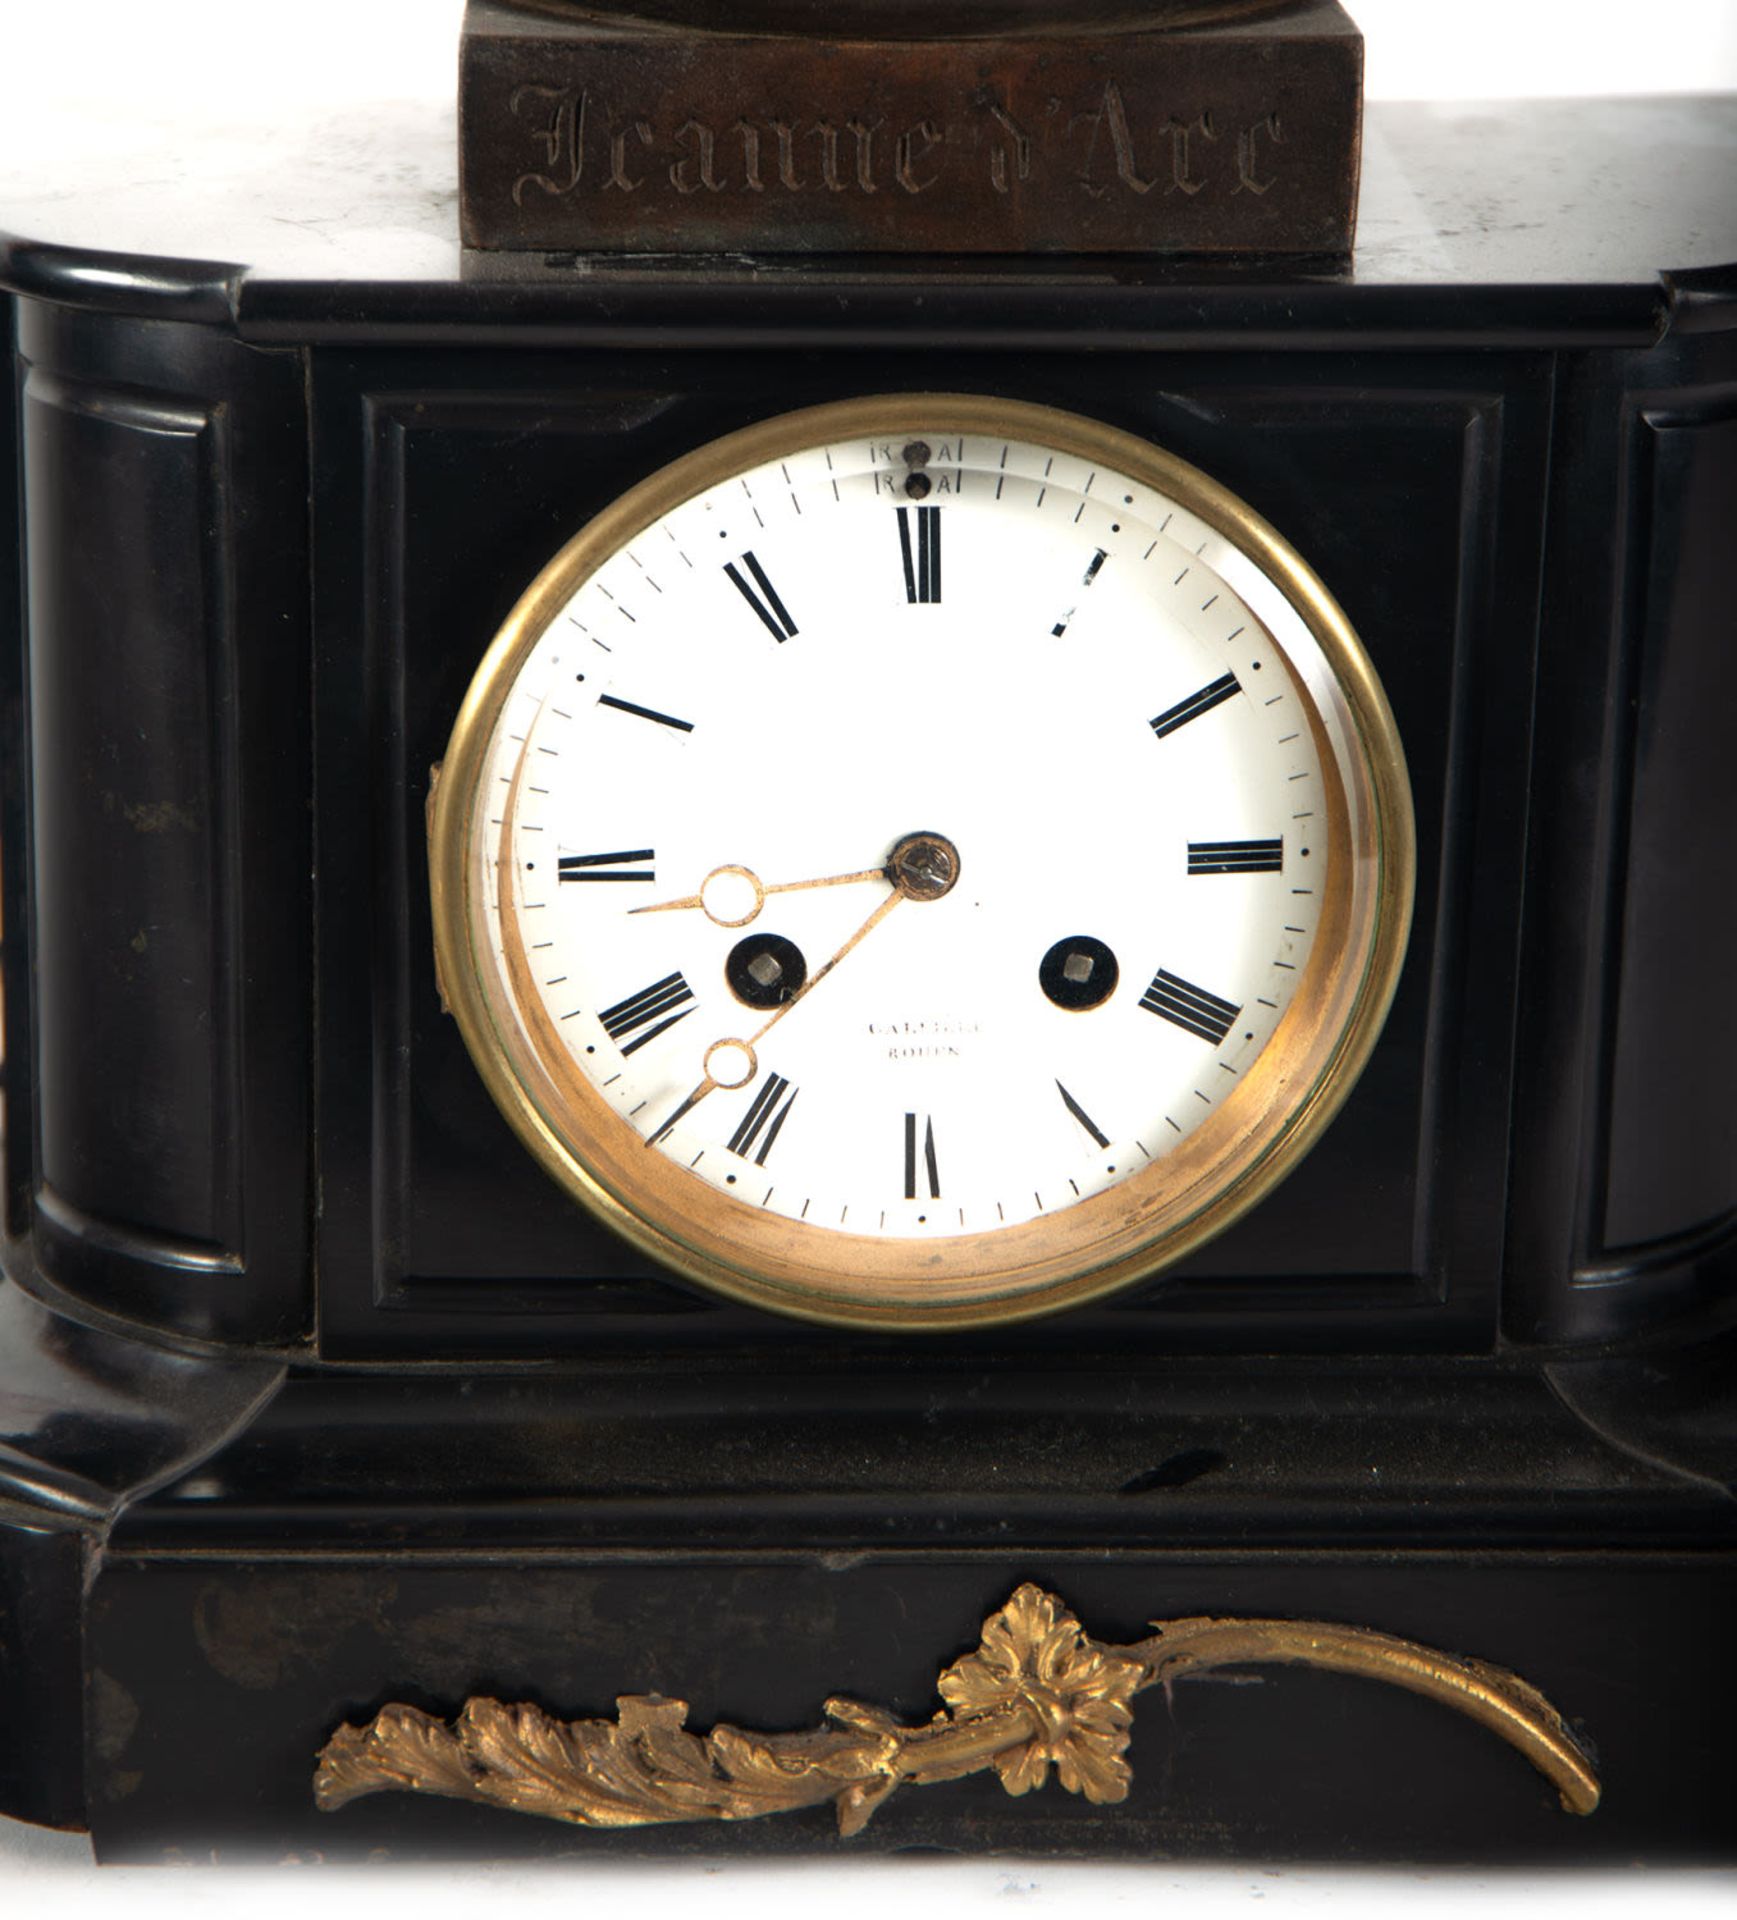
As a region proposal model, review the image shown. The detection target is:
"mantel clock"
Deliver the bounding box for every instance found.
[0,0,1733,1866]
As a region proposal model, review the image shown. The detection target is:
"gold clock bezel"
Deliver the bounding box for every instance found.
[429,394,1415,1331]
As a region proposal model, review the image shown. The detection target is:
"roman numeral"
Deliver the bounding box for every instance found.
[558,848,655,884]
[1151,672,1240,738]
[725,550,798,641]
[598,694,695,733]
[1052,549,1108,637]
[727,1074,799,1166]
[897,506,942,604]
[904,1113,941,1200]
[1056,1080,1110,1149]
[1188,838,1284,875]
[1139,969,1241,1045]
[600,971,695,1054]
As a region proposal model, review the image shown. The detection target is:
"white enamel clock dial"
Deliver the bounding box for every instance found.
[431,396,1414,1328]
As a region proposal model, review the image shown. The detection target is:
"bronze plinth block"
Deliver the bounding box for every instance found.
[459,0,1363,255]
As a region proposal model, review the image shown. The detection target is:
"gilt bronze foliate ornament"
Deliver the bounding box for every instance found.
[315,1585,1601,1834]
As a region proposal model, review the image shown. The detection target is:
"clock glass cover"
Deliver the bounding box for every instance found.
[430,396,1414,1328]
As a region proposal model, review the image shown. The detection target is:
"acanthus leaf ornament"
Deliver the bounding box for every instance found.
[936,1584,1142,1802]
[314,1585,1601,1835]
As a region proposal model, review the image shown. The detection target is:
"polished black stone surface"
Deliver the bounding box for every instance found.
[0,92,1732,1861]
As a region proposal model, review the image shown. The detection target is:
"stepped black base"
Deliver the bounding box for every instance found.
[5,1286,1731,1863]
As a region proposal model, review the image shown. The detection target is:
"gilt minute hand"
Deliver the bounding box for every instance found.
[641,832,960,1150]
[629,861,891,927]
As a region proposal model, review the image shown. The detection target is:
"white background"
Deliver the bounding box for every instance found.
[1,0,1734,1914]
[0,0,1735,115]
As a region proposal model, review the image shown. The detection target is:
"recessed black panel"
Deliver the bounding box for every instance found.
[311,353,1542,1357]
[1604,412,1737,1253]
[24,375,230,1252]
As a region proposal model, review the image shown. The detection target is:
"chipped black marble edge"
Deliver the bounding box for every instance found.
[1661,264,1737,337]
[0,233,245,326]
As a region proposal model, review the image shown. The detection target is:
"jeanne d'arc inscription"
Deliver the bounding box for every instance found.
[505,86,1287,213]
[459,0,1363,256]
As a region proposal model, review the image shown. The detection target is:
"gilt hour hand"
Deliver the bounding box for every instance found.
[644,889,905,1148]
[631,861,891,928]
[646,1038,759,1149]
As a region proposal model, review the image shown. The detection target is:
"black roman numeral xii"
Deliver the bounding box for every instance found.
[897,507,942,604]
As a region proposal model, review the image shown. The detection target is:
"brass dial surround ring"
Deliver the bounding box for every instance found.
[429,394,1416,1331]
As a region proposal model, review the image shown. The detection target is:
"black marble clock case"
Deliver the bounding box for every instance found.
[2,117,1735,1862]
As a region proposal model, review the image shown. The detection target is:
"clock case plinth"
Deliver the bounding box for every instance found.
[2,98,1736,1863]
[458,0,1364,256]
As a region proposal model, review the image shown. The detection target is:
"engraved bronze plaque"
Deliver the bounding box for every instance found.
[459,0,1364,255]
